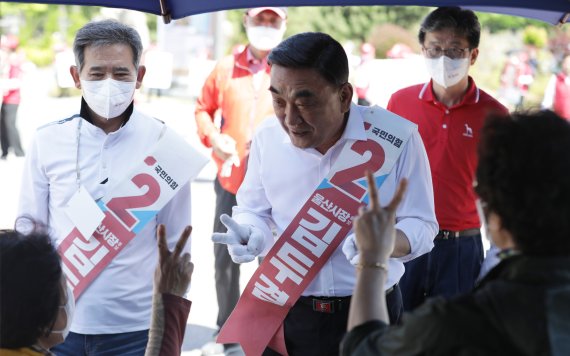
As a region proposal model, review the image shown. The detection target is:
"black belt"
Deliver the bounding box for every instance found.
[298,295,351,314]
[300,285,397,314]
[435,228,480,240]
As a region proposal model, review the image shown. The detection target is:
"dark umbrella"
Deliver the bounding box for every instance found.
[5,0,570,24]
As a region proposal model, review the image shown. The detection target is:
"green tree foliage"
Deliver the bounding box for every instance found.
[1,4,102,65]
[476,12,550,33]
[226,6,429,49]
[286,6,429,42]
[523,25,548,48]
[369,23,420,58]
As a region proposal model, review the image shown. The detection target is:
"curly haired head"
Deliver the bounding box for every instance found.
[476,110,570,256]
[0,220,62,348]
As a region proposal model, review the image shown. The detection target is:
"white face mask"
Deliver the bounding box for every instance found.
[246,25,285,51]
[81,78,136,119]
[425,56,470,88]
[52,282,75,340]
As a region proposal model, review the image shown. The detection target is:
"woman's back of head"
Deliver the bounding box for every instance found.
[476,110,570,256]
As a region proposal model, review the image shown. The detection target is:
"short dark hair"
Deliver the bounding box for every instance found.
[73,19,143,71]
[0,223,62,348]
[476,111,570,256]
[419,7,481,49]
[268,32,349,86]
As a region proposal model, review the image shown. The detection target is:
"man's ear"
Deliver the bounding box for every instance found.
[340,83,353,112]
[136,65,146,89]
[70,65,81,89]
[470,48,479,66]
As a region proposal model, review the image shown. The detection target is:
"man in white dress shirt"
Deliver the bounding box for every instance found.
[17,20,191,355]
[214,32,437,356]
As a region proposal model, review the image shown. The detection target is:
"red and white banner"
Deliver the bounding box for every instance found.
[59,127,208,300]
[217,107,417,355]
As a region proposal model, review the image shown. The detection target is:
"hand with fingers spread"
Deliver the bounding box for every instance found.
[212,214,265,263]
[155,224,194,297]
[354,171,408,265]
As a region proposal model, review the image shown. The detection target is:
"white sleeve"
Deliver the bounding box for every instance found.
[232,135,274,256]
[157,181,191,255]
[541,75,557,109]
[478,242,502,281]
[17,133,50,231]
[393,130,438,262]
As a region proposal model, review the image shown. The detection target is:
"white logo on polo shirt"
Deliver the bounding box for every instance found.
[463,124,473,138]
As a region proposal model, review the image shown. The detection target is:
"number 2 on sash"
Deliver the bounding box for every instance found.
[329,139,385,201]
[106,174,161,229]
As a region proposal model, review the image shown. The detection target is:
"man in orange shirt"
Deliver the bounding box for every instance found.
[194,7,287,351]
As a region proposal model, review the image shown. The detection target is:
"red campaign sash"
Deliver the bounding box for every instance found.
[59,127,208,300]
[217,107,417,355]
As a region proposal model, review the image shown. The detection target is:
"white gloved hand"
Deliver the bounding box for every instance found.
[342,234,360,266]
[212,214,265,263]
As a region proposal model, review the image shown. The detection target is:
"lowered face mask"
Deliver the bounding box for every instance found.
[246,25,286,51]
[81,78,136,119]
[425,56,470,88]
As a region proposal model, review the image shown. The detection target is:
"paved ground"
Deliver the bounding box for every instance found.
[0,66,256,354]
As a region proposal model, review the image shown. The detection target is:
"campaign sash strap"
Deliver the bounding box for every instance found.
[217,106,417,355]
[59,127,208,300]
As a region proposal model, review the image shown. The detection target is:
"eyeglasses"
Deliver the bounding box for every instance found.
[422,47,471,60]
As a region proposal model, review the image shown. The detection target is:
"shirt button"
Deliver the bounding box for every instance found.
[445,110,450,114]
[442,124,447,129]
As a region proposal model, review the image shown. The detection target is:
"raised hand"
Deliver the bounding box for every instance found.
[155,225,193,297]
[354,171,407,264]
[212,214,265,263]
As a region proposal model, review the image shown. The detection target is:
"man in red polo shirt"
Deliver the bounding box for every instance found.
[387,7,508,310]
[195,7,287,353]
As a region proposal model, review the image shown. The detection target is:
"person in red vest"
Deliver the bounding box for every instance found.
[0,34,25,159]
[542,54,570,120]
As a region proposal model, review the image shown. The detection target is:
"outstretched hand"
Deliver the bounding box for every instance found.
[354,171,407,264]
[155,225,193,297]
[212,214,265,263]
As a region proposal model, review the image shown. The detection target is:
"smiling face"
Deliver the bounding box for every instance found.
[269,65,353,154]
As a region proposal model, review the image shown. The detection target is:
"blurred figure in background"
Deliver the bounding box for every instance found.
[499,50,534,110]
[354,42,375,106]
[0,34,25,159]
[542,54,570,121]
[386,43,414,59]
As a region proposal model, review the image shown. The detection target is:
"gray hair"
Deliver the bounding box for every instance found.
[73,19,143,70]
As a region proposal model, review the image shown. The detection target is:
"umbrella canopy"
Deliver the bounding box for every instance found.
[6,0,570,24]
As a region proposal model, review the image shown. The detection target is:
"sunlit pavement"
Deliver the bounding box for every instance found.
[0,66,256,355]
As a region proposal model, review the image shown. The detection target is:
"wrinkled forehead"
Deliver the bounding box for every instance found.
[81,43,136,68]
[270,65,333,97]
